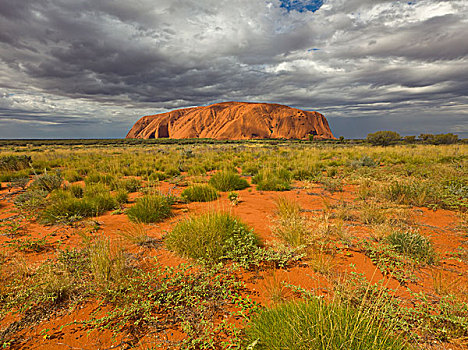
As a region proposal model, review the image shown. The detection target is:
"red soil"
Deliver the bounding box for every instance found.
[1,179,466,349]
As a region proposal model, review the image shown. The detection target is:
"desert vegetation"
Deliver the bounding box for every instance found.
[0,140,467,349]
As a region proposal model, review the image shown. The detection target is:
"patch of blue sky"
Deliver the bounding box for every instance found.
[279,0,324,13]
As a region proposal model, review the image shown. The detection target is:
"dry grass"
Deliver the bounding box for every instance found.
[271,196,310,247]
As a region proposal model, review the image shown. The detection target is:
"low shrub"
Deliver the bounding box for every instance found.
[166,212,259,264]
[244,299,409,350]
[41,186,118,224]
[0,155,31,171]
[14,190,48,211]
[41,191,94,224]
[32,171,63,192]
[115,189,129,204]
[209,171,249,191]
[181,184,219,202]
[126,194,173,223]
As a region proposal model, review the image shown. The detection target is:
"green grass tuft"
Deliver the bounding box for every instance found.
[126,194,173,223]
[181,184,219,202]
[386,230,436,264]
[166,212,259,264]
[208,171,249,191]
[244,299,410,350]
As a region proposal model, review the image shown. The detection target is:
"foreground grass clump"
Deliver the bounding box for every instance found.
[166,212,259,263]
[181,184,219,202]
[126,194,173,223]
[244,299,409,350]
[208,171,249,191]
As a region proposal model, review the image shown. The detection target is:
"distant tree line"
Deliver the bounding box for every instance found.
[366,131,460,146]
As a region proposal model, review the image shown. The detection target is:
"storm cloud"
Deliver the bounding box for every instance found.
[0,0,467,138]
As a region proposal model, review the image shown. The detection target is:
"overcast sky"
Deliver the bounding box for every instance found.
[1,0,467,139]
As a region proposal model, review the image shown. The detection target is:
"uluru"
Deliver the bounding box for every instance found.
[126,101,335,140]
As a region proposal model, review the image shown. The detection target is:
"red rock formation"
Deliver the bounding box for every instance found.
[126,101,335,140]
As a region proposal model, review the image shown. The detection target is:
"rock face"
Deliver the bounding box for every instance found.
[126,101,335,140]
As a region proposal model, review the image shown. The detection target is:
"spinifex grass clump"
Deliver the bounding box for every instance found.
[244,299,409,350]
[166,212,260,264]
[41,184,118,224]
[208,171,249,191]
[252,168,291,191]
[126,194,173,223]
[386,230,436,264]
[181,184,219,202]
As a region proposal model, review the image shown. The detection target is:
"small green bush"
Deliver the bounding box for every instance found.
[209,171,249,191]
[126,194,173,223]
[166,212,260,264]
[41,191,94,224]
[244,300,409,350]
[181,184,219,202]
[386,230,436,264]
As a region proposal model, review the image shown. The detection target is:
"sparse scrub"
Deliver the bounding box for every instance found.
[0,155,31,171]
[181,184,219,202]
[126,194,173,223]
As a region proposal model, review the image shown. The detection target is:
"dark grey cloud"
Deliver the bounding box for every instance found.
[0,0,467,139]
